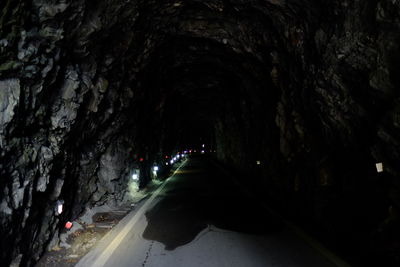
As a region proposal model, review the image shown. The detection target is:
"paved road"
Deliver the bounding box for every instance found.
[76,156,338,267]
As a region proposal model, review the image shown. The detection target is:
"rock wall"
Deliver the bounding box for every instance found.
[0,0,399,266]
[0,0,145,265]
[214,1,400,265]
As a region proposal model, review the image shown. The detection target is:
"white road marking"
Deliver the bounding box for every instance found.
[89,160,187,267]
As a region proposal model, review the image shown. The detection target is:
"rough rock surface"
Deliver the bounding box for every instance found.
[0,0,399,266]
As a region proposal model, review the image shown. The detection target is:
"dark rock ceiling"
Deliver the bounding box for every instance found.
[0,0,399,266]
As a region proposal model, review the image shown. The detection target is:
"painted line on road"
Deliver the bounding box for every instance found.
[90,160,188,267]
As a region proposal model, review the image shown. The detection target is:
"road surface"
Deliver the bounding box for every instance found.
[76,156,339,267]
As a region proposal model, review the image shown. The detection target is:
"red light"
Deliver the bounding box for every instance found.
[65,221,73,229]
[165,156,169,159]
[139,158,144,162]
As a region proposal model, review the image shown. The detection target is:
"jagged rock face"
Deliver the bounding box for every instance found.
[0,0,399,266]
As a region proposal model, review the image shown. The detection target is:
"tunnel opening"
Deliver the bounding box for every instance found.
[1,0,400,266]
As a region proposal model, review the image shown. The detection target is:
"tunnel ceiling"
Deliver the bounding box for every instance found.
[1,0,400,266]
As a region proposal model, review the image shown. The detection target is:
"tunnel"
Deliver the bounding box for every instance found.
[0,0,400,266]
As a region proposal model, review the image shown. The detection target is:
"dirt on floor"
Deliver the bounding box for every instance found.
[36,208,131,267]
[36,180,165,267]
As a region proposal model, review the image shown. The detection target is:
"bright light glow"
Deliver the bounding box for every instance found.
[153,166,159,171]
[177,155,180,158]
[376,163,384,173]
[132,174,139,180]
[57,203,63,215]
[202,144,205,148]
[166,162,169,165]
[55,200,64,215]
[201,150,205,154]
[65,221,73,229]
[256,160,261,165]
[170,160,174,164]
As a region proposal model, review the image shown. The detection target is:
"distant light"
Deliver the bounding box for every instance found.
[165,155,169,159]
[132,174,139,180]
[177,155,180,158]
[256,161,261,165]
[170,160,174,164]
[194,150,197,153]
[153,166,159,171]
[184,150,187,153]
[376,163,384,173]
[139,158,144,162]
[65,221,73,229]
[202,144,205,148]
[201,150,205,154]
[166,162,169,165]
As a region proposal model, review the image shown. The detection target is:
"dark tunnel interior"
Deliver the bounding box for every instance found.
[0,0,400,266]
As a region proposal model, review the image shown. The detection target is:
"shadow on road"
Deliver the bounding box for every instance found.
[143,157,282,250]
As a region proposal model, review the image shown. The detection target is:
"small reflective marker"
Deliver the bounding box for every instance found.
[65,221,73,229]
[376,163,384,173]
[57,203,63,215]
[55,200,64,215]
